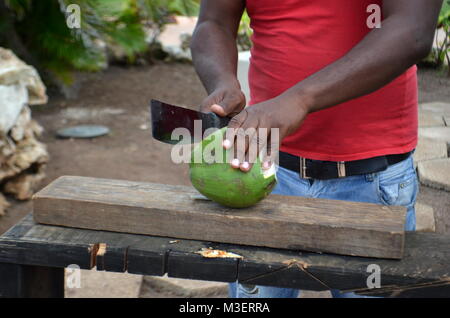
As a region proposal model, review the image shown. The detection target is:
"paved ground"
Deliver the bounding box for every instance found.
[0,62,449,298]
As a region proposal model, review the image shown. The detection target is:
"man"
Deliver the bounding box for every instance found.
[190,0,442,298]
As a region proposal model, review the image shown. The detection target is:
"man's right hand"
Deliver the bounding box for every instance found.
[200,84,246,118]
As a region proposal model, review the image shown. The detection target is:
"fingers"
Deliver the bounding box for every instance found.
[223,111,247,169]
[223,110,272,173]
[247,127,268,171]
[261,129,280,169]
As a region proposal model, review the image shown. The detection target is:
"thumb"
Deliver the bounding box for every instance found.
[209,104,227,117]
[213,94,246,117]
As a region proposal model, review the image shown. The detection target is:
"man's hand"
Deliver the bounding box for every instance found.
[224,93,310,172]
[200,84,246,117]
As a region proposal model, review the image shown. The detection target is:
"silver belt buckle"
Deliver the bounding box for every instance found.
[337,161,346,178]
[299,157,311,179]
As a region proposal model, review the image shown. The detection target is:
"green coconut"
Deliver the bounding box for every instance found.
[189,127,277,208]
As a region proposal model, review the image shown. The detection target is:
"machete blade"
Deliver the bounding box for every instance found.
[150,99,230,144]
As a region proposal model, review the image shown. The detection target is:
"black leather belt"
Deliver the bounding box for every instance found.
[279,151,412,180]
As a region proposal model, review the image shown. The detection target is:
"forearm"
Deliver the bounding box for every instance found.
[191,21,240,94]
[284,10,440,113]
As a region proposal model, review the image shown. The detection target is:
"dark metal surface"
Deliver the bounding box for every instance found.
[150,99,230,144]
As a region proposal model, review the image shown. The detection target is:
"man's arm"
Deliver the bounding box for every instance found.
[190,0,246,116]
[226,0,443,172]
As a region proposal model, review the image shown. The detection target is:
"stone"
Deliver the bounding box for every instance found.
[10,105,32,142]
[415,202,436,232]
[65,269,143,298]
[419,127,450,146]
[418,110,445,127]
[420,102,450,116]
[57,125,110,139]
[0,106,49,182]
[413,137,447,166]
[158,16,197,60]
[4,171,46,200]
[418,158,450,191]
[0,84,27,134]
[140,275,228,298]
[0,48,47,105]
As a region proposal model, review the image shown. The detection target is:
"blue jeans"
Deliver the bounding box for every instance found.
[229,155,418,298]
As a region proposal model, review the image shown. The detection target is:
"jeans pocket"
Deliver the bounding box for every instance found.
[377,173,418,206]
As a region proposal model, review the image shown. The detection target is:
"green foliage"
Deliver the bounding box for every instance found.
[237,10,252,51]
[424,0,450,75]
[439,0,450,25]
[0,0,200,84]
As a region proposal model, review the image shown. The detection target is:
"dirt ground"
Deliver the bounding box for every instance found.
[1,63,449,235]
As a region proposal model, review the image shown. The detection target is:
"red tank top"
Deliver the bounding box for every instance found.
[246,0,418,161]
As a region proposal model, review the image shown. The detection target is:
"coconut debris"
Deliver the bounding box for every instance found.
[196,247,243,259]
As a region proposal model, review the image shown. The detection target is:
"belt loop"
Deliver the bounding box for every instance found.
[299,157,310,179]
[337,161,346,178]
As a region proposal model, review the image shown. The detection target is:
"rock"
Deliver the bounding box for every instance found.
[158,16,197,60]
[56,125,110,139]
[140,275,228,298]
[4,171,46,200]
[0,83,27,134]
[418,110,445,127]
[417,158,450,191]
[0,107,49,185]
[415,202,436,232]
[419,127,450,146]
[413,137,447,166]
[10,105,32,142]
[420,102,450,116]
[0,49,48,203]
[65,269,143,298]
[0,48,47,105]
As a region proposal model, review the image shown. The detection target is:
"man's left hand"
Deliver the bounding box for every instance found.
[223,93,310,172]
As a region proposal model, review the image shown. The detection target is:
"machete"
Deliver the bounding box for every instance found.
[150,99,231,144]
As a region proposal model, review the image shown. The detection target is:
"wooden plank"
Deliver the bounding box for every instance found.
[1,214,450,297]
[0,263,64,298]
[0,214,164,272]
[33,176,406,259]
[166,240,239,283]
[230,232,450,297]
